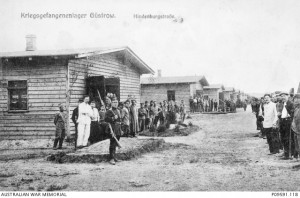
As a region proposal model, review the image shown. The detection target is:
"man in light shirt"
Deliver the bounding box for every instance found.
[77,95,94,148]
[260,94,280,154]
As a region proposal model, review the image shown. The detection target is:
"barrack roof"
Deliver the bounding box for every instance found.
[141,76,209,86]
[0,46,154,74]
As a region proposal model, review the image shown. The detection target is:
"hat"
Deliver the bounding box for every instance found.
[263,93,271,98]
[290,88,295,95]
[279,92,289,96]
[294,93,300,99]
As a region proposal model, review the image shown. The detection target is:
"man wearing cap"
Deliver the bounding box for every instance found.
[292,93,300,158]
[105,98,123,165]
[53,105,66,150]
[259,94,280,154]
[279,92,295,159]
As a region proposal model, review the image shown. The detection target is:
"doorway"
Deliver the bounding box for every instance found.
[86,76,120,107]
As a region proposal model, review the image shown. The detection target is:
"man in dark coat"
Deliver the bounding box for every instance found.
[292,93,300,158]
[53,105,66,150]
[210,99,214,112]
[71,99,83,149]
[105,98,123,165]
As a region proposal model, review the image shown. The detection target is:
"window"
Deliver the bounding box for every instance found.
[8,80,28,111]
[167,90,175,101]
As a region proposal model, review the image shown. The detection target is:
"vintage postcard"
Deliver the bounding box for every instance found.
[0,0,300,197]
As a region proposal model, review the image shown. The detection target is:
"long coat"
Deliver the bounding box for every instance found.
[130,105,139,133]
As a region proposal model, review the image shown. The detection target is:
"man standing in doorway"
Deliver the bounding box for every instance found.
[77,95,93,148]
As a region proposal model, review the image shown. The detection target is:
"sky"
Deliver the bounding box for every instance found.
[0,0,300,94]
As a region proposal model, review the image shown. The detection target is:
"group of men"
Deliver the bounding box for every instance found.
[189,96,219,113]
[251,91,300,159]
[61,95,187,165]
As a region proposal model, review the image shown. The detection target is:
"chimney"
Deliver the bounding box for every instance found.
[25,34,37,51]
[157,69,162,77]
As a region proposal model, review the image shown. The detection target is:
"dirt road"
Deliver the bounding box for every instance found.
[1,106,300,191]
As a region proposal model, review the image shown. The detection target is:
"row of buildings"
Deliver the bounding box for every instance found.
[0,35,247,140]
[140,71,248,108]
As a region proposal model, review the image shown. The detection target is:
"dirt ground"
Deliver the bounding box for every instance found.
[1,106,300,191]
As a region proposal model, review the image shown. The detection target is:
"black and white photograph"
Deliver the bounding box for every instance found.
[0,0,300,196]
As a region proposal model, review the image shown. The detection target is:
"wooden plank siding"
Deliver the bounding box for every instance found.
[1,52,144,139]
[203,88,222,104]
[68,53,142,134]
[141,83,191,111]
[0,58,68,140]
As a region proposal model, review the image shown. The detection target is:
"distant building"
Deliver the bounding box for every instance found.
[141,74,209,110]
[223,87,235,101]
[203,84,225,104]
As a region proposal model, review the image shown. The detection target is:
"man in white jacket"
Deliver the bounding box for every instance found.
[77,95,94,148]
[260,94,280,154]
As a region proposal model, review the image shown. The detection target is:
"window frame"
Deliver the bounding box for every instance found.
[7,80,29,112]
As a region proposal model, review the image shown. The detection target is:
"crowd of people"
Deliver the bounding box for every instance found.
[189,96,239,113]
[251,91,300,159]
[189,96,219,113]
[53,94,187,165]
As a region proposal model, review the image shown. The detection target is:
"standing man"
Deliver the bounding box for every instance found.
[77,95,93,148]
[138,102,147,132]
[130,99,139,137]
[260,94,280,154]
[179,100,186,122]
[105,98,122,165]
[189,97,194,113]
[214,99,218,112]
[144,101,150,129]
[279,92,294,159]
[71,99,83,150]
[89,101,100,144]
[53,105,66,150]
[292,93,300,159]
[120,101,130,137]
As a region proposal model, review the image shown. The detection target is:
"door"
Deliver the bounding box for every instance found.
[167,90,175,101]
[86,76,120,104]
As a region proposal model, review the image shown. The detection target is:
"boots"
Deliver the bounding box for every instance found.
[109,148,115,165]
[113,148,122,162]
[58,137,64,149]
[53,138,59,150]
